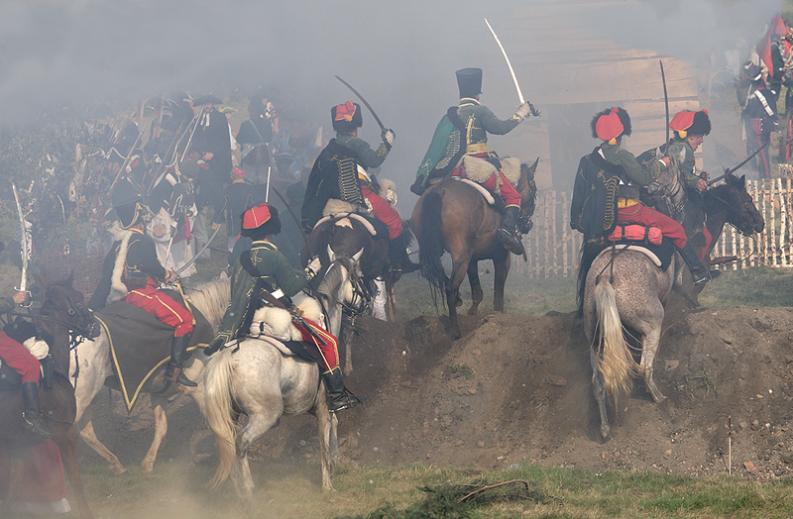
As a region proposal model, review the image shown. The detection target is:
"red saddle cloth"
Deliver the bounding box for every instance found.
[607,224,663,246]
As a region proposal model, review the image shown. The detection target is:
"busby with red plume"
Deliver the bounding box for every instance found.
[669,109,711,139]
[331,101,363,133]
[591,107,632,143]
[240,202,282,238]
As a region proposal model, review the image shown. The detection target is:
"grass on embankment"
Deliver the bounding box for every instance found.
[80,460,793,519]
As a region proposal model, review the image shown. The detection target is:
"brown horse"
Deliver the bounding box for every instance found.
[411,159,538,338]
[0,277,96,518]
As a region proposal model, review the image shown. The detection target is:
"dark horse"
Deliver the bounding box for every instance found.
[411,159,538,338]
[583,171,764,440]
[0,275,97,518]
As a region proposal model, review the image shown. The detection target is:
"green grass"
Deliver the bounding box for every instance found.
[700,267,793,307]
[77,460,793,519]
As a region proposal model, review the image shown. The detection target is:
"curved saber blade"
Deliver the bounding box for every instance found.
[11,183,31,294]
[484,18,525,104]
[334,75,386,132]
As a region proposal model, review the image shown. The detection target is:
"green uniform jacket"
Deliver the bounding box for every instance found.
[667,139,702,190]
[335,133,390,169]
[415,98,520,184]
[215,240,310,343]
[600,142,663,187]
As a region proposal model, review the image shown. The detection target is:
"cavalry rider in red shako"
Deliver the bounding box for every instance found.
[89,180,197,388]
[587,107,711,285]
[667,109,714,259]
[412,67,534,255]
[301,101,417,272]
[207,203,360,413]
[0,287,50,438]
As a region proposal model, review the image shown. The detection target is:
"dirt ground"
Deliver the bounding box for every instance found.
[121,300,788,484]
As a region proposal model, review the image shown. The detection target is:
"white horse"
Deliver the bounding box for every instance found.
[69,277,229,474]
[202,252,363,497]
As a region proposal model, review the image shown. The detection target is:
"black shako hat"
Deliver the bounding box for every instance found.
[111,179,143,229]
[456,68,483,98]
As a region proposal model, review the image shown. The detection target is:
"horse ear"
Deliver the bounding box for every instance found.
[352,248,364,263]
[326,244,336,263]
[530,157,540,172]
[739,174,746,188]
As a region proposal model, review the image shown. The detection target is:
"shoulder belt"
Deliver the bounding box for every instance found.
[589,147,626,178]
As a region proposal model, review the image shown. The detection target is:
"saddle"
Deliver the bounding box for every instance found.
[453,155,521,207]
[94,291,213,411]
[595,236,675,272]
[316,200,379,236]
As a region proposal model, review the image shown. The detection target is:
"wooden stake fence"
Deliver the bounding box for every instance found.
[516,179,793,279]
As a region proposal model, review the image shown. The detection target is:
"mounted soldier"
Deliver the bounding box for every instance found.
[301,100,416,273]
[207,202,360,413]
[742,63,777,179]
[571,107,711,292]
[88,180,197,388]
[411,67,534,255]
[0,288,50,438]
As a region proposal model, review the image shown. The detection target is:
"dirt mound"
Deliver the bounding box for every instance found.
[330,306,793,479]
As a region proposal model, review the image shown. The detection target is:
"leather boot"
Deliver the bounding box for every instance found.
[679,243,711,286]
[497,206,526,256]
[164,334,197,388]
[388,238,419,274]
[321,369,361,413]
[21,382,51,439]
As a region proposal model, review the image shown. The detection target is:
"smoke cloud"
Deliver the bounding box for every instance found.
[0,0,784,189]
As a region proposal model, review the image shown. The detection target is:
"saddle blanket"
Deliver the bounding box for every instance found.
[94,291,213,411]
[595,239,675,272]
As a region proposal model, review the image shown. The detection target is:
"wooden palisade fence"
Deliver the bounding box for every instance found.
[515,177,793,279]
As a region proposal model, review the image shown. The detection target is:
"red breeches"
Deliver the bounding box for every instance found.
[452,163,522,207]
[297,319,340,372]
[125,280,194,337]
[0,332,40,383]
[616,204,688,249]
[362,186,403,240]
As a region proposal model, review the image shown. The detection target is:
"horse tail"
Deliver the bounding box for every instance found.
[203,347,238,488]
[418,190,448,308]
[593,275,636,398]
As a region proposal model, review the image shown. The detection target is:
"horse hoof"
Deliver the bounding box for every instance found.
[110,464,127,476]
[652,393,667,404]
[141,461,155,474]
[600,426,611,442]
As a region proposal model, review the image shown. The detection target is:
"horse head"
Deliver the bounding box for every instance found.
[517,158,539,232]
[707,172,765,236]
[38,272,98,340]
[316,248,367,334]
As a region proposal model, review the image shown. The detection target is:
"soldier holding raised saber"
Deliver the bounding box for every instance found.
[411,18,538,255]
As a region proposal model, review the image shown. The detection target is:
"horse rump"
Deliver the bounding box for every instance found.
[592,276,637,399]
[417,190,448,308]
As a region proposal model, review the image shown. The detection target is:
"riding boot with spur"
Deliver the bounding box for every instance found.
[21,381,51,439]
[497,206,526,256]
[321,369,361,413]
[164,334,197,388]
[388,237,420,274]
[679,243,711,286]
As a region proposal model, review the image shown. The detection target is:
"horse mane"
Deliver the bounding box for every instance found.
[187,275,231,328]
[316,259,351,309]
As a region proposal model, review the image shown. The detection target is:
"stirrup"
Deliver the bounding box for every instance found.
[22,411,52,439]
[497,229,525,255]
[328,390,361,413]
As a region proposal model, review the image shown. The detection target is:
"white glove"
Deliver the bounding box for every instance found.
[382,129,395,146]
[306,256,322,278]
[513,102,531,121]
